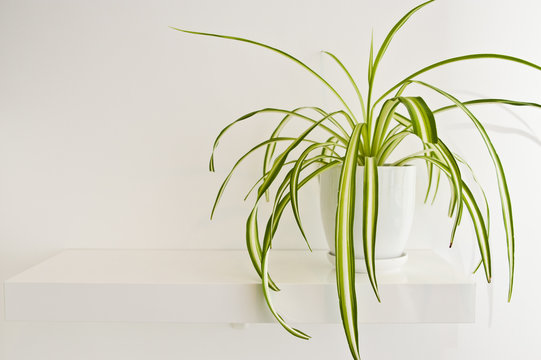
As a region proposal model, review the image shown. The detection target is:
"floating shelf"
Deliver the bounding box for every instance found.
[4,249,475,323]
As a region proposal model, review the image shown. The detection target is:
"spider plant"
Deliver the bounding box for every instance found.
[172,1,541,358]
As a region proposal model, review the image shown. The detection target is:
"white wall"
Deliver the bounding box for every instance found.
[1,0,540,359]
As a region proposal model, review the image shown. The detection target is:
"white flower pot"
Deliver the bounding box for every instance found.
[319,165,416,272]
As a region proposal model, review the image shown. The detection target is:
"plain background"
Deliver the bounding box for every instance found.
[1,0,540,359]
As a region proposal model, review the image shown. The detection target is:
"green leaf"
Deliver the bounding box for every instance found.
[360,124,370,159]
[454,153,491,241]
[396,96,438,144]
[422,144,437,204]
[368,31,374,84]
[362,156,380,302]
[262,109,302,202]
[433,98,541,114]
[396,155,492,282]
[473,259,483,274]
[268,160,342,245]
[380,123,407,149]
[386,105,464,246]
[392,112,412,127]
[245,151,343,201]
[371,0,435,81]
[335,123,364,360]
[371,98,400,154]
[377,53,541,106]
[262,107,349,201]
[434,141,463,246]
[390,147,436,165]
[323,51,367,121]
[376,130,410,165]
[247,152,338,291]
[248,169,311,340]
[257,110,350,199]
[367,0,434,123]
[245,206,279,291]
[430,161,441,205]
[209,107,347,172]
[171,27,358,124]
[320,136,342,164]
[290,142,342,249]
[260,254,311,340]
[211,137,316,219]
[258,160,342,340]
[414,80,514,300]
[388,104,466,248]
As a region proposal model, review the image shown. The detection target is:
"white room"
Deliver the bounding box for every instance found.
[1,0,540,359]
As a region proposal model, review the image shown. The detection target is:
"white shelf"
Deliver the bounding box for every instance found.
[4,249,475,323]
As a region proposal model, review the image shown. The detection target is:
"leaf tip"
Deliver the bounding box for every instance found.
[293,328,311,340]
[169,26,185,32]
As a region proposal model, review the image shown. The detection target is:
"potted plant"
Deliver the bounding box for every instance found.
[172,1,541,358]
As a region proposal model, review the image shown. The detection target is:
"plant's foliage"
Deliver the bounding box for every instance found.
[175,1,541,359]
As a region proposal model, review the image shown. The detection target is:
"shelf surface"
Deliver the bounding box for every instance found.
[4,249,475,323]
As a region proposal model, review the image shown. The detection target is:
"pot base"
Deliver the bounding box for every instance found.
[326,252,408,273]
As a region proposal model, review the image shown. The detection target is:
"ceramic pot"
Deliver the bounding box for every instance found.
[319,165,416,272]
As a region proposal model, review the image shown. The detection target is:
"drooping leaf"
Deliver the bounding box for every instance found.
[257,111,352,199]
[335,123,364,360]
[414,80,513,300]
[209,107,347,171]
[262,107,349,201]
[245,206,279,291]
[258,160,342,340]
[290,142,343,248]
[211,137,317,219]
[268,160,343,243]
[422,144,437,204]
[434,141,463,246]
[377,53,541,106]
[362,156,380,302]
[386,106,465,246]
[434,98,541,114]
[245,149,344,201]
[260,253,311,340]
[171,27,359,124]
[396,155,492,282]
[454,153,491,240]
[396,96,438,144]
